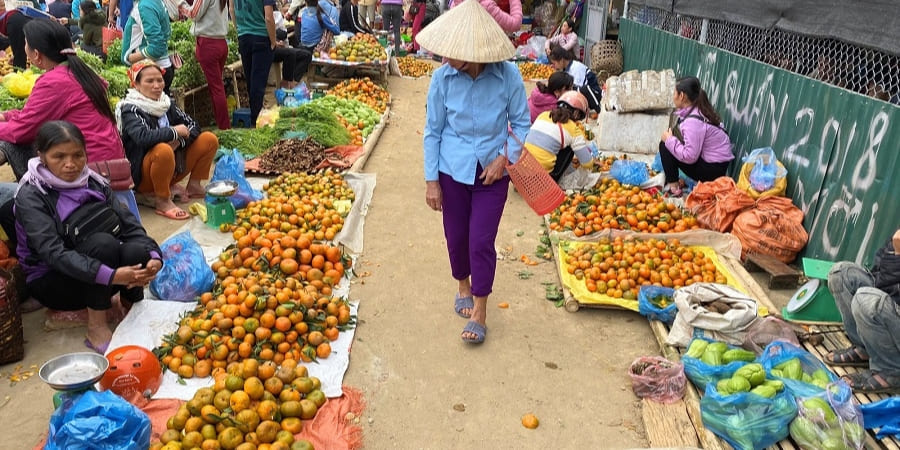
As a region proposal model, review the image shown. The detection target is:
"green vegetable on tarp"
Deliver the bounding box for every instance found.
[734,363,766,387]
[276,103,351,147]
[213,127,282,158]
[723,348,756,364]
[685,339,708,359]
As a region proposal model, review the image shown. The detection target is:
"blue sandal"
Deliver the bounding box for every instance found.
[461,321,486,344]
[454,294,474,319]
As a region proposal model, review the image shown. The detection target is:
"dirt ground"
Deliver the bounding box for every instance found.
[0,72,792,449]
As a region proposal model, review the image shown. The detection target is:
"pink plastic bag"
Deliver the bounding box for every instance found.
[629,356,686,404]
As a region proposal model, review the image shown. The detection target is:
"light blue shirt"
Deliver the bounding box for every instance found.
[424,61,530,184]
[299,2,340,47]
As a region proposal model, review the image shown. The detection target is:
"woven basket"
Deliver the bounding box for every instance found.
[507,149,565,216]
[591,40,624,77]
[0,266,23,365]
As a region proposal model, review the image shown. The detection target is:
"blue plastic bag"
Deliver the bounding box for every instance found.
[46,390,151,450]
[682,338,748,391]
[759,340,838,398]
[638,285,676,325]
[742,147,787,192]
[610,159,649,186]
[861,397,900,439]
[701,383,797,450]
[209,149,264,209]
[150,231,214,302]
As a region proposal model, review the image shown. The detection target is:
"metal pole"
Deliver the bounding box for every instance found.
[699,18,708,43]
[623,0,629,18]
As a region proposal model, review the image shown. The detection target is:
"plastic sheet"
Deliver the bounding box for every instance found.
[149,231,214,302]
[701,382,798,450]
[629,356,686,404]
[46,390,151,450]
[861,397,900,440]
[637,285,676,325]
[790,381,865,450]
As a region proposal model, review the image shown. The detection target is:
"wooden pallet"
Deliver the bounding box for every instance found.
[743,253,802,290]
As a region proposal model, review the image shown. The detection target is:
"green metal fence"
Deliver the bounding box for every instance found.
[619,19,900,265]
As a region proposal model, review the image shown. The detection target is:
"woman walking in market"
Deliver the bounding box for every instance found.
[420,0,530,344]
[178,0,232,130]
[658,76,734,196]
[232,0,277,128]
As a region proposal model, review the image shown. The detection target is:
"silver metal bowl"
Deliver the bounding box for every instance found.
[39,352,109,391]
[205,180,238,198]
[309,82,330,91]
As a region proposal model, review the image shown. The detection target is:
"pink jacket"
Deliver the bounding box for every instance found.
[0,65,125,163]
[547,31,578,55]
[664,107,733,164]
[451,0,522,33]
[527,87,557,123]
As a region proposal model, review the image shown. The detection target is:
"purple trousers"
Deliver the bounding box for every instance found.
[439,167,509,297]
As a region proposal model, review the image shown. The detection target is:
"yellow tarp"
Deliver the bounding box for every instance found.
[557,239,746,312]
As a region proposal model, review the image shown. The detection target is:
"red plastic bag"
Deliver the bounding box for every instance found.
[102,27,122,55]
[629,356,686,404]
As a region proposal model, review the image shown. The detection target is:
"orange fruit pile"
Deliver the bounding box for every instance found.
[327,77,390,113]
[549,179,699,236]
[563,236,728,299]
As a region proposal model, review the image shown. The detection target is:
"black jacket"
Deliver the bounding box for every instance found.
[15,178,161,285]
[872,238,900,304]
[119,101,201,187]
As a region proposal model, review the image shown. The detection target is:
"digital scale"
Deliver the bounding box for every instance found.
[781,258,843,323]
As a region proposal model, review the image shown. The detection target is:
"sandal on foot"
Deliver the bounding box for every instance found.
[156,206,190,220]
[84,337,109,354]
[454,294,474,319]
[825,347,870,367]
[842,371,900,394]
[461,321,486,344]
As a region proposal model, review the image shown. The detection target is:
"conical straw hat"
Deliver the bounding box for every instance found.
[416,0,516,63]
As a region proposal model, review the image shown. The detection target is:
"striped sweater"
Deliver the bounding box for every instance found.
[524,111,593,170]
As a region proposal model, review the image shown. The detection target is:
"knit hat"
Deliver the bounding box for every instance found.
[415,0,515,63]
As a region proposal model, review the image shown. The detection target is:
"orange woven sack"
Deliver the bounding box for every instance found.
[732,196,808,263]
[505,136,565,216]
[684,177,755,232]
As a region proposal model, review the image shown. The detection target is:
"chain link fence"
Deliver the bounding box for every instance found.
[627,4,900,105]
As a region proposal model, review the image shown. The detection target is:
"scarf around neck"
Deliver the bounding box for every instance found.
[115,88,171,133]
[18,157,108,195]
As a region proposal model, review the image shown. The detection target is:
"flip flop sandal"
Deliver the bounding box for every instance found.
[825,347,870,367]
[842,371,900,394]
[156,206,191,220]
[454,294,474,319]
[84,337,110,354]
[461,320,486,344]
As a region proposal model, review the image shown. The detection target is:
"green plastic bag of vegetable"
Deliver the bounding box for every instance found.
[701,383,797,450]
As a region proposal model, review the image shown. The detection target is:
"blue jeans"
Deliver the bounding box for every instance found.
[828,262,900,373]
[238,34,275,127]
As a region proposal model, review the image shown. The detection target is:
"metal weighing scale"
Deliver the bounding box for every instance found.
[205,180,238,229]
[39,352,109,409]
[781,258,843,323]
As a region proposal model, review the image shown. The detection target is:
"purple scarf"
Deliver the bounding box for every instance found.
[18,157,109,195]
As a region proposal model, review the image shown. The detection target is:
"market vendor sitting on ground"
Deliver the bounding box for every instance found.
[544,18,579,57]
[548,44,602,112]
[420,0,530,344]
[659,76,734,196]
[15,121,163,354]
[524,90,593,181]
[824,228,900,394]
[116,59,218,221]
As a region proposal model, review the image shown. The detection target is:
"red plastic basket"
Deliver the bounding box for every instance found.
[505,139,565,216]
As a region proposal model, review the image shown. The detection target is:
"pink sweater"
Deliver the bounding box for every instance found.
[527,87,556,123]
[451,0,522,33]
[547,31,578,55]
[0,65,125,163]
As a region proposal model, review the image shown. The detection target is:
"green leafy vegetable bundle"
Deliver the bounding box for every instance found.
[275,103,351,147]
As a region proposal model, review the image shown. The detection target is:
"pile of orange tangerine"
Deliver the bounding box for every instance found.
[564,236,728,299]
[154,171,356,380]
[549,179,699,237]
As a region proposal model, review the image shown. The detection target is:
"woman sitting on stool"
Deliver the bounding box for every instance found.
[659,76,734,196]
[15,121,162,353]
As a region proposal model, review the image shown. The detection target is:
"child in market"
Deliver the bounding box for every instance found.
[524,90,594,181]
[527,71,573,123]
